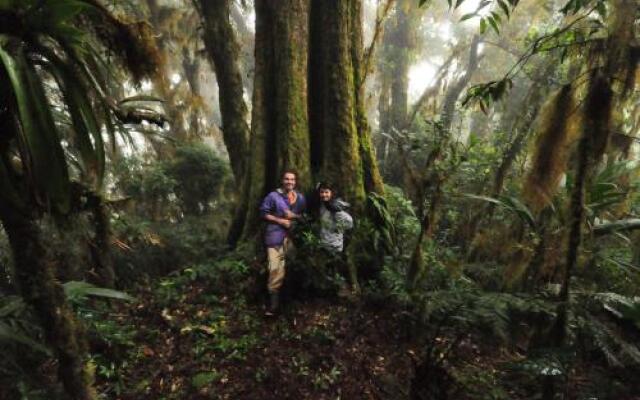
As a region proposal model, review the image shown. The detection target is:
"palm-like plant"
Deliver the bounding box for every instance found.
[0,1,158,398]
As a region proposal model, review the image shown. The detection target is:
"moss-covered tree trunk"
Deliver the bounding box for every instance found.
[145,0,190,143]
[463,60,556,254]
[197,0,250,183]
[87,193,115,288]
[239,0,311,239]
[309,0,383,209]
[553,0,635,347]
[0,210,96,399]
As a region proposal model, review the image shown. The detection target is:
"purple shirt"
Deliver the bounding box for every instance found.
[260,189,306,247]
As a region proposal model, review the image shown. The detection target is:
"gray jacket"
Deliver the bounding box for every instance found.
[319,204,353,252]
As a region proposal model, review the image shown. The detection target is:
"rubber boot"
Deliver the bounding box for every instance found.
[265,291,280,316]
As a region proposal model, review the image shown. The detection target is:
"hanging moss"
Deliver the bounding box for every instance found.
[523,84,580,211]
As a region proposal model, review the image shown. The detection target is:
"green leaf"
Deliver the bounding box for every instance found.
[42,48,105,187]
[460,12,476,21]
[46,0,93,26]
[0,37,71,213]
[480,18,488,34]
[0,322,52,356]
[497,0,510,17]
[501,195,535,228]
[487,15,500,34]
[119,95,165,105]
[63,281,135,302]
[454,0,465,9]
[191,371,221,389]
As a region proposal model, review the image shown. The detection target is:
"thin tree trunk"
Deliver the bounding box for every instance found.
[439,35,481,132]
[1,211,96,399]
[197,0,250,183]
[87,192,115,288]
[463,60,555,252]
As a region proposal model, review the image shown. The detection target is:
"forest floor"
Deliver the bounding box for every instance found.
[99,274,421,400]
[91,261,640,400]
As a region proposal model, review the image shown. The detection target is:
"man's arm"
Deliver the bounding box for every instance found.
[260,193,291,228]
[264,213,291,228]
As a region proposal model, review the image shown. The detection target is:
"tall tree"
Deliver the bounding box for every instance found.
[196,0,250,183]
[376,0,419,183]
[240,0,312,239]
[200,0,385,244]
[309,0,384,206]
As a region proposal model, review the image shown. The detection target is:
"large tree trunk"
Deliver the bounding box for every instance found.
[0,210,96,399]
[309,0,383,209]
[197,0,250,183]
[239,0,311,240]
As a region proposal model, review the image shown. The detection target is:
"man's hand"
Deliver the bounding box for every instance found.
[284,210,297,220]
[279,218,292,229]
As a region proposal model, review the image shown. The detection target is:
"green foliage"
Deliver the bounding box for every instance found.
[585,161,639,221]
[166,143,230,215]
[0,280,134,398]
[0,0,159,215]
[112,144,231,219]
[464,193,535,228]
[63,281,134,304]
[112,214,228,284]
[191,371,222,389]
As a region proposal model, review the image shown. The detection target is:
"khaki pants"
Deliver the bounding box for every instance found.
[266,238,291,293]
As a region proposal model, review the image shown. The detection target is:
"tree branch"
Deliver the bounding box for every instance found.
[361,0,395,85]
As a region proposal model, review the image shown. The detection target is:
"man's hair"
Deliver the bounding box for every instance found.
[282,169,297,179]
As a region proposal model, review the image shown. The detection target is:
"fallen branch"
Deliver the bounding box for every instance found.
[593,219,640,235]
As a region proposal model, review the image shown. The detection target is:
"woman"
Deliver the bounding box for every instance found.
[315,182,353,253]
[312,182,355,295]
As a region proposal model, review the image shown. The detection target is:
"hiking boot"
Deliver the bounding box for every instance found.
[265,291,280,316]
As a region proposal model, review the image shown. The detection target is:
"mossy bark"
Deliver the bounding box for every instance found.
[145,0,190,143]
[240,0,311,240]
[554,0,635,347]
[87,193,115,288]
[309,0,383,210]
[198,0,250,183]
[0,210,96,399]
[463,61,557,255]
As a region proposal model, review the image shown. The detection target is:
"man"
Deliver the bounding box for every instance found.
[259,170,306,316]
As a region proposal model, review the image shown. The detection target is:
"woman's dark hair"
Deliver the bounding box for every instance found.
[315,181,334,192]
